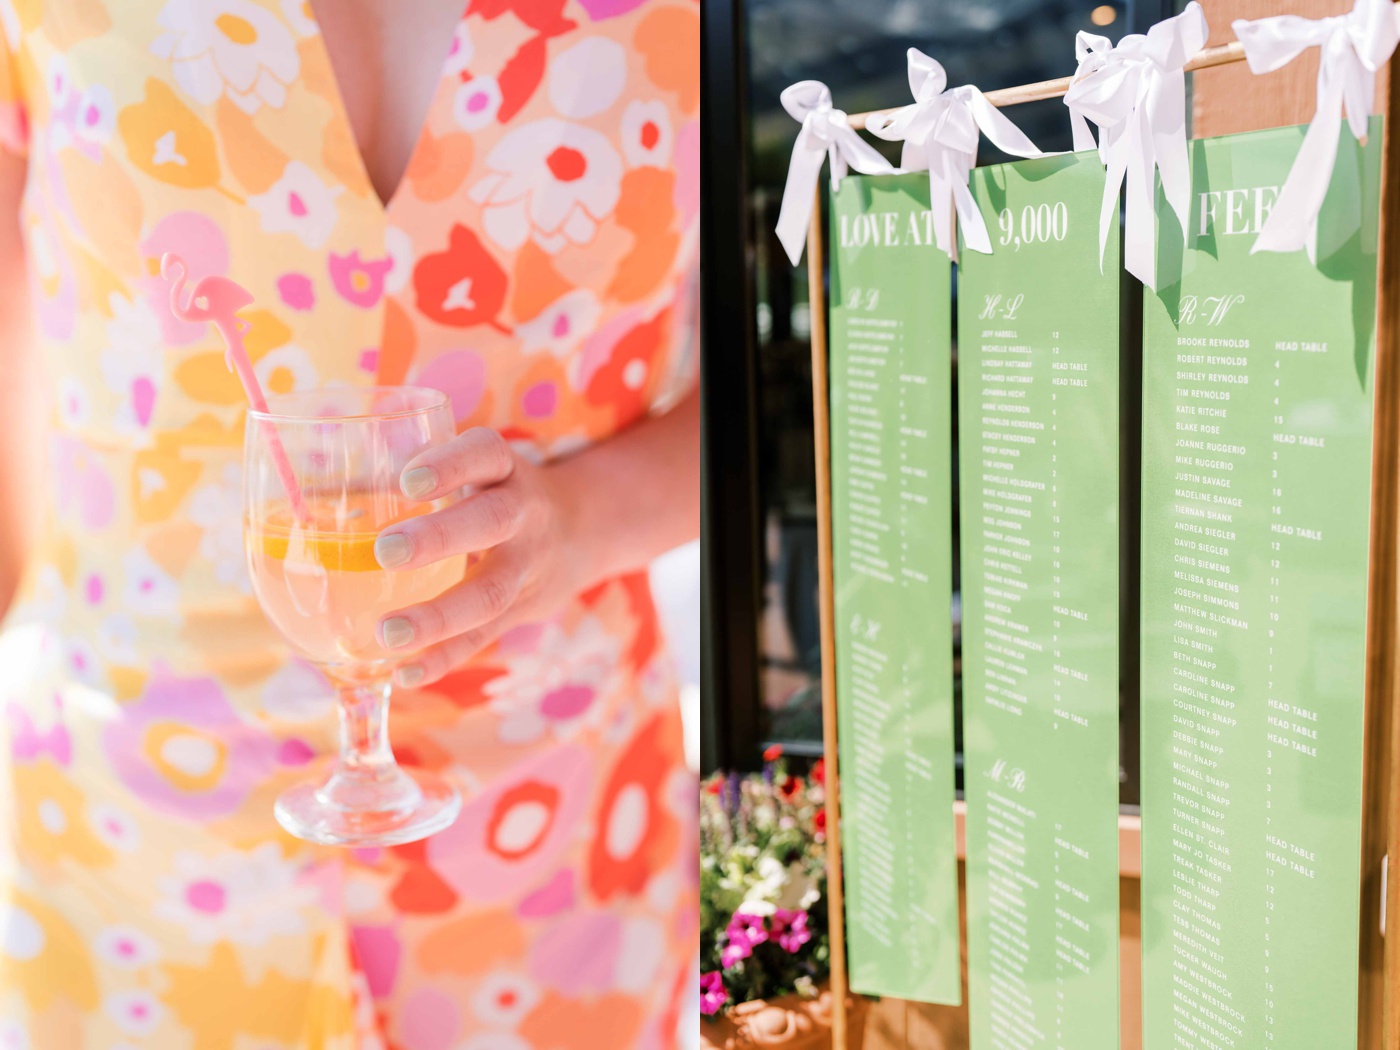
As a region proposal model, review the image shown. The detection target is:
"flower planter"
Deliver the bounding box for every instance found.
[700,985,869,1050]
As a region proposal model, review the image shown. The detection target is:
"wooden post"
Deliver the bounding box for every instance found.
[806,181,850,1048]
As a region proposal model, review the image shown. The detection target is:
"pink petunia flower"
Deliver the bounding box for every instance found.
[700,971,728,1015]
[772,908,812,953]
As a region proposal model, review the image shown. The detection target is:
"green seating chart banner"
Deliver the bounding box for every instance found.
[958,153,1123,1050]
[829,172,961,1004]
[1141,120,1380,1050]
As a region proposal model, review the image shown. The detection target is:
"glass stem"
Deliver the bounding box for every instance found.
[319,678,421,815]
[337,679,396,776]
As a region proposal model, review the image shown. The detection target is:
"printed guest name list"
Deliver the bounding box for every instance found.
[1140,122,1379,1050]
[829,173,961,1004]
[958,153,1122,1050]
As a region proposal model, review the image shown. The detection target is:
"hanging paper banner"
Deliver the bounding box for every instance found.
[958,152,1123,1050]
[1140,120,1380,1050]
[829,172,962,1004]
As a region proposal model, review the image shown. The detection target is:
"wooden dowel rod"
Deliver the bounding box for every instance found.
[806,181,850,1048]
[845,40,1248,130]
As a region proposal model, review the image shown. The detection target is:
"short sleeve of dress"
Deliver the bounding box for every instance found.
[0,22,28,158]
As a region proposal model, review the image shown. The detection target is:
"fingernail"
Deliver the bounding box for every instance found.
[380,617,416,649]
[396,663,425,688]
[401,466,438,500]
[374,532,412,569]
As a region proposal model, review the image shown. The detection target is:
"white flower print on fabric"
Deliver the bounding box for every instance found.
[249,160,342,249]
[103,990,163,1037]
[187,463,250,592]
[454,76,502,132]
[151,0,300,114]
[469,971,541,1027]
[470,119,623,255]
[443,22,474,77]
[620,100,673,169]
[99,293,164,439]
[547,37,627,118]
[89,802,141,854]
[155,843,315,946]
[94,925,161,969]
[254,344,319,396]
[279,0,316,36]
[122,547,182,621]
[515,290,601,358]
[486,617,620,745]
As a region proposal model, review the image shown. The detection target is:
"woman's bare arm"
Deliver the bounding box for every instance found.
[0,151,38,613]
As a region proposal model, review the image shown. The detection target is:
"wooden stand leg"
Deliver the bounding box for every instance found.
[807,183,850,1048]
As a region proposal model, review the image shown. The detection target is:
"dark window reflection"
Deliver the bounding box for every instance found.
[744,0,1135,771]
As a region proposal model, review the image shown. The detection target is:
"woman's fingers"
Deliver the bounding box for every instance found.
[398,426,514,501]
[374,484,525,570]
[394,617,510,688]
[378,545,528,653]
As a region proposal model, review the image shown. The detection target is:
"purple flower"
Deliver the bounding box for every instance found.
[720,910,769,967]
[772,909,812,953]
[720,940,750,968]
[700,971,728,1015]
[725,772,742,816]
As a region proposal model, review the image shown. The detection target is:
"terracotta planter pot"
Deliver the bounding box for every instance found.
[700,984,869,1049]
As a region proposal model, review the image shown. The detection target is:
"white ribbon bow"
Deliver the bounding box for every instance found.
[1233,0,1400,260]
[1063,2,1209,289]
[865,49,1045,260]
[775,81,896,266]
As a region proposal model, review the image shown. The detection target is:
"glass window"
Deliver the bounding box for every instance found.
[742,0,1147,802]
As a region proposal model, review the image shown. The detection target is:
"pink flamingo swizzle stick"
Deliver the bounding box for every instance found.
[161,252,312,525]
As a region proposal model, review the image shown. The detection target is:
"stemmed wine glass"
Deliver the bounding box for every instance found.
[243,385,465,846]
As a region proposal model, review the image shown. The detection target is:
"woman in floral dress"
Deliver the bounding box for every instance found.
[0,0,699,1046]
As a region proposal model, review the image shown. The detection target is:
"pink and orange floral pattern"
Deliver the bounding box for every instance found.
[0,0,698,1046]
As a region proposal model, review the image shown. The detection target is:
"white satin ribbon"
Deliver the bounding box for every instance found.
[1233,0,1400,260]
[865,49,1045,261]
[1062,2,1209,289]
[775,80,896,266]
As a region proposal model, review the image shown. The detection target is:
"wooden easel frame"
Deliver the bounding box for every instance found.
[805,34,1400,1050]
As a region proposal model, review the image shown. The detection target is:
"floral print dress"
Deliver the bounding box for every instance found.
[0,1,698,1047]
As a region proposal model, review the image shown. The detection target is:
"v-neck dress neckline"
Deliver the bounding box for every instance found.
[297,0,469,215]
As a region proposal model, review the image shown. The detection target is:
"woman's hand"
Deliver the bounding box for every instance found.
[372,427,593,688]
[372,389,701,688]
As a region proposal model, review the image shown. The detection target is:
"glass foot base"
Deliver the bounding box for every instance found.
[274,767,461,847]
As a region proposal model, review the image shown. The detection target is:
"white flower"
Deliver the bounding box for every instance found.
[279,0,315,36]
[0,901,44,961]
[96,614,140,665]
[104,990,163,1036]
[453,76,502,132]
[151,0,300,114]
[613,918,665,994]
[94,925,161,969]
[155,842,315,946]
[621,100,673,168]
[547,38,626,118]
[470,119,623,255]
[89,803,141,854]
[443,22,475,77]
[122,547,181,621]
[514,290,600,358]
[259,658,334,722]
[57,376,89,429]
[254,344,319,396]
[249,160,342,249]
[99,293,164,437]
[486,618,619,745]
[0,1018,28,1050]
[64,636,102,685]
[469,972,540,1027]
[384,225,414,294]
[188,463,250,592]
